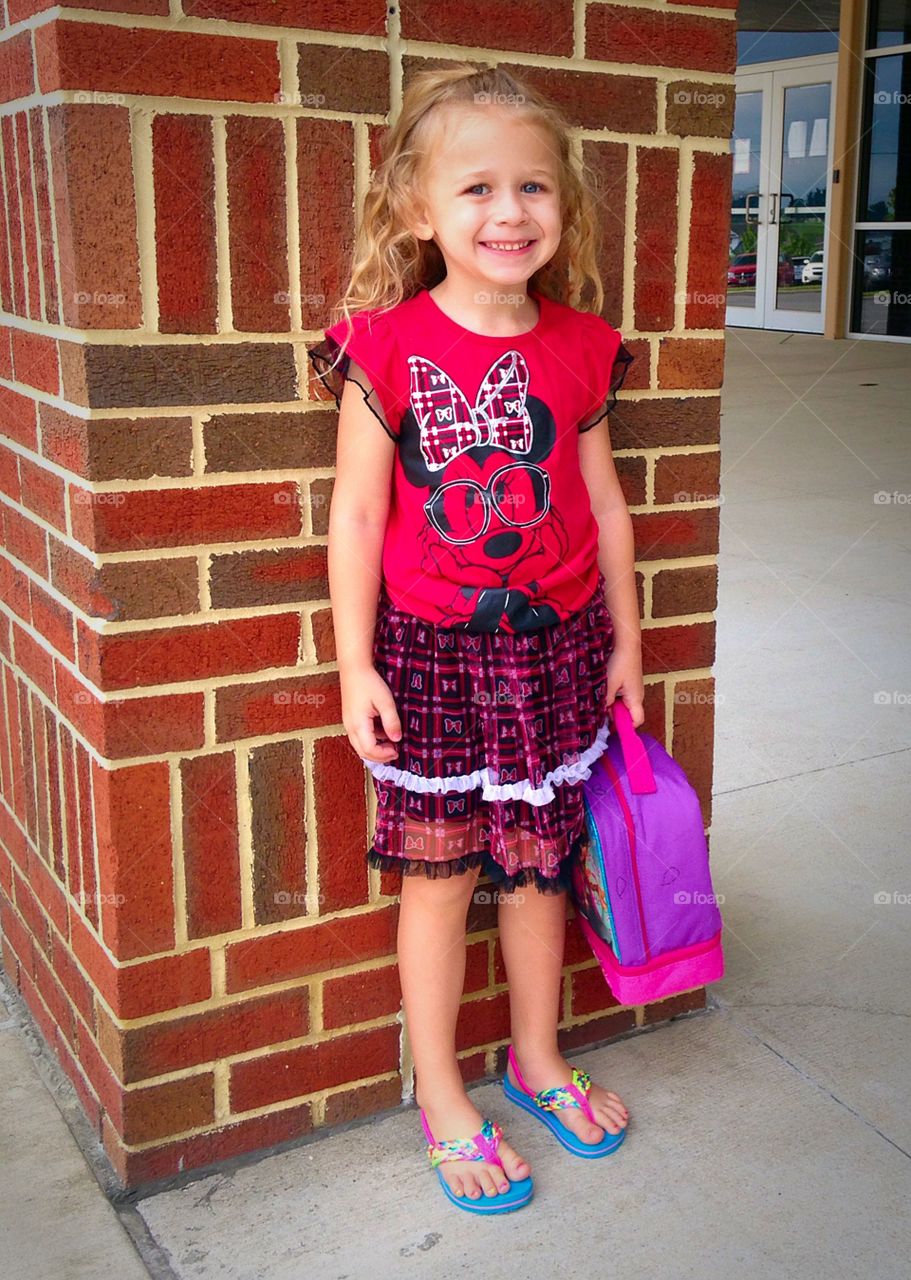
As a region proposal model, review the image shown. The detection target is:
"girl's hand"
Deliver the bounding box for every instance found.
[605,645,646,729]
[341,667,403,763]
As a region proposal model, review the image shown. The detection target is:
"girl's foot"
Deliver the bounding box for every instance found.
[506,1050,629,1145]
[417,1087,531,1200]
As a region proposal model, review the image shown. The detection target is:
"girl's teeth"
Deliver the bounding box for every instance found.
[484,241,531,251]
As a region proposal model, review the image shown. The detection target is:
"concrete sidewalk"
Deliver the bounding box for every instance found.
[2,327,910,1279]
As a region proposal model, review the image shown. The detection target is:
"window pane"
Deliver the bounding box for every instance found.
[850,229,911,336]
[867,0,911,49]
[857,53,911,221]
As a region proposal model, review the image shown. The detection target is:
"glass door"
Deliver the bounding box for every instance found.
[727,58,837,333]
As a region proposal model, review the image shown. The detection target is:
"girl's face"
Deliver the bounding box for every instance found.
[410,106,563,290]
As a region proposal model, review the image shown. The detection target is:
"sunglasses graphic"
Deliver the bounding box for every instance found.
[423,462,551,545]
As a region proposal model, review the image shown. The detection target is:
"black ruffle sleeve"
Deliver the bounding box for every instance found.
[578,340,636,433]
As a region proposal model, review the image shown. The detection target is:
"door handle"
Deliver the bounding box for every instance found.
[744,191,761,225]
[769,192,778,225]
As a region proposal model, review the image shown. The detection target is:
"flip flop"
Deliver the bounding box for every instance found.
[502,1044,628,1159]
[421,1111,534,1214]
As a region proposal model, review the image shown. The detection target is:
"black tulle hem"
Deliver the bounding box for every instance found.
[367,828,586,896]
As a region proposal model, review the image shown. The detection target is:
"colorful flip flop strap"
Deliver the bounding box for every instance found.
[426,1117,504,1169]
[532,1066,593,1113]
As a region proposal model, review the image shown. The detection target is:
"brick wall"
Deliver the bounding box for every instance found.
[0,1,734,1187]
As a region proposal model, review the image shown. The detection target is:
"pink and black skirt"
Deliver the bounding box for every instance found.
[364,573,616,895]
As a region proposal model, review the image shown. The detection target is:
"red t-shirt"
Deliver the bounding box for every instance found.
[310,285,633,633]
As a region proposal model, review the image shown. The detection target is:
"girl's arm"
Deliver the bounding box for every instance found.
[578,423,646,726]
[329,363,403,759]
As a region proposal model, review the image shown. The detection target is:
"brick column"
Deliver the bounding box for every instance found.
[0,1,734,1187]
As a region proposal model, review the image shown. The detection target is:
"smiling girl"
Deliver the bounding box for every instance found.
[310,63,642,1216]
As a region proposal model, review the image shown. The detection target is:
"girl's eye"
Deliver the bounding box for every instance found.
[464,182,545,195]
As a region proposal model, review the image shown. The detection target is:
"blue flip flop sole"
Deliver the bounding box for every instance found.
[503,1076,627,1158]
[435,1168,534,1213]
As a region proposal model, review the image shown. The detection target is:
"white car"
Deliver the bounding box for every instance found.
[801,251,824,284]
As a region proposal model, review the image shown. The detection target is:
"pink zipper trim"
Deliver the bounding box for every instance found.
[599,752,652,961]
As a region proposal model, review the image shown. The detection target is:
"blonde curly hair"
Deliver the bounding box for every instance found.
[326,62,609,351]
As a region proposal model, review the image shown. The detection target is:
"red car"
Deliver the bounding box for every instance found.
[728,253,795,286]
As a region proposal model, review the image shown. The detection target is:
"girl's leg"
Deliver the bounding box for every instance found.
[497,881,629,1143]
[398,866,531,1200]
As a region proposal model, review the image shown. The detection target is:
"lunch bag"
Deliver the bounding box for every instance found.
[570,698,725,1004]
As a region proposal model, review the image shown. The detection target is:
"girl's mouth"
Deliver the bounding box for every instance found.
[479,240,536,256]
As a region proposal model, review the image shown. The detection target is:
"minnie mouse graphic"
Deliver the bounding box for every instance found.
[399,349,571,631]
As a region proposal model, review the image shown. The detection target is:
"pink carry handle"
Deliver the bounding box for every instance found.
[607,698,657,794]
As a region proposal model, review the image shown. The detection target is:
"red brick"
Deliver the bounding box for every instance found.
[639,621,715,677]
[0,32,34,106]
[153,113,217,334]
[0,157,11,312]
[184,0,385,35]
[50,539,200,622]
[641,987,706,1024]
[103,1099,313,1189]
[569,963,622,1017]
[226,904,399,993]
[31,695,51,861]
[11,325,59,396]
[313,734,368,912]
[46,103,141,330]
[297,117,354,331]
[587,5,737,74]
[109,988,309,1083]
[687,152,732,329]
[633,506,718,561]
[55,661,206,759]
[76,611,300,691]
[0,892,35,977]
[229,1023,399,1112]
[44,705,65,878]
[36,21,281,104]
[28,107,59,324]
[118,1072,216,1145]
[322,962,402,1030]
[91,760,175,959]
[401,0,573,54]
[58,722,81,900]
[455,992,511,1052]
[671,678,715,822]
[74,740,97,928]
[227,115,289,332]
[29,577,75,660]
[653,450,721,506]
[0,384,39,449]
[15,113,41,318]
[48,932,94,1026]
[215,672,341,741]
[68,481,302,552]
[3,670,26,823]
[33,945,77,1045]
[0,440,21,501]
[558,1006,637,1051]
[634,148,679,331]
[180,751,243,939]
[658,338,725,390]
[2,116,24,313]
[323,1075,403,1126]
[9,0,169,20]
[208,546,328,609]
[297,43,389,116]
[27,828,69,940]
[40,404,194,480]
[10,620,55,700]
[18,454,66,530]
[3,504,48,575]
[69,907,211,1018]
[651,563,717,618]
[249,738,307,925]
[17,681,37,837]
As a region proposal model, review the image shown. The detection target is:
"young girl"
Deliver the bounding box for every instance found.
[310,64,644,1216]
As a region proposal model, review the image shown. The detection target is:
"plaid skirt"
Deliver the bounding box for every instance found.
[363,572,616,895]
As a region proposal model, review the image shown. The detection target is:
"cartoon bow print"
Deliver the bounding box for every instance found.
[407,351,534,470]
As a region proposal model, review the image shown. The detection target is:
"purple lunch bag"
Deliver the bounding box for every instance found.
[570,698,725,1004]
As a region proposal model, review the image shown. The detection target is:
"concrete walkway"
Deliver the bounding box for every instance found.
[2,327,910,1279]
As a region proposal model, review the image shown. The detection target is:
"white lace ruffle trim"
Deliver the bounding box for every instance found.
[362,717,612,807]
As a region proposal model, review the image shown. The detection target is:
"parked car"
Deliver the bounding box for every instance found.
[790,256,810,280]
[801,251,824,284]
[728,252,756,286]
